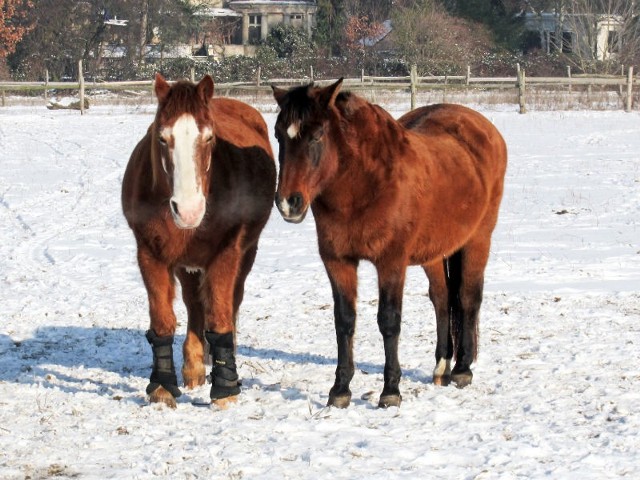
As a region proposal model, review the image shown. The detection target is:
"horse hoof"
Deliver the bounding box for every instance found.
[451,371,473,388]
[378,394,401,408]
[211,395,238,410]
[327,394,351,409]
[149,386,177,409]
[183,371,206,389]
[433,375,451,387]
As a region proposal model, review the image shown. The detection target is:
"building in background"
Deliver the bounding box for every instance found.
[524,12,625,61]
[193,0,317,58]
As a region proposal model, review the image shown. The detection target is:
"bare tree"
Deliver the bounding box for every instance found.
[525,0,640,72]
[391,0,494,76]
[563,0,640,73]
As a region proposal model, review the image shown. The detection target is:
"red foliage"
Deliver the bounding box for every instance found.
[344,15,387,55]
[0,0,34,58]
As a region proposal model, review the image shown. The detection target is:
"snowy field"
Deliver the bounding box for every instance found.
[0,98,639,479]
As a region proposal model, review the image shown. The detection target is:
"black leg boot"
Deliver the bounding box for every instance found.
[145,330,182,399]
[205,331,241,400]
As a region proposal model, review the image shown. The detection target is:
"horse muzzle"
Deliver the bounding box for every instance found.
[169,196,206,229]
[275,191,308,224]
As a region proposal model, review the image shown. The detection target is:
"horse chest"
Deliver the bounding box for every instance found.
[140,215,227,267]
[316,212,393,260]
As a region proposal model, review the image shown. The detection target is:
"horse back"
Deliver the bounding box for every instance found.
[398,104,507,182]
[210,98,273,158]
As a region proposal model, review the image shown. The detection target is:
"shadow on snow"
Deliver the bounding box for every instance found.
[0,326,433,405]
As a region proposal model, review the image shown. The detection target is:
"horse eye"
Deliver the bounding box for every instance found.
[205,135,214,143]
[158,137,168,145]
[311,128,324,142]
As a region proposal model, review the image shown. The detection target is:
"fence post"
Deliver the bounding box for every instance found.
[466,65,471,85]
[44,69,49,102]
[517,67,526,114]
[1,89,5,107]
[256,66,261,87]
[443,75,448,103]
[310,66,314,81]
[78,60,85,115]
[410,64,417,110]
[625,66,634,112]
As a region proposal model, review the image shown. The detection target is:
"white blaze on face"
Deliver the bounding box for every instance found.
[287,121,300,139]
[163,114,207,228]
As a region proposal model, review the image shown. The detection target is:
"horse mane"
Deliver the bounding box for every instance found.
[149,125,162,190]
[279,83,354,127]
[330,89,407,166]
[277,84,315,128]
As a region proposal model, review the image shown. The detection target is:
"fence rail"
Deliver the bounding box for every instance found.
[0,63,636,113]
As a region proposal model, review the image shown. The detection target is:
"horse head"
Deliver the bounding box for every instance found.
[271,78,343,223]
[153,73,216,229]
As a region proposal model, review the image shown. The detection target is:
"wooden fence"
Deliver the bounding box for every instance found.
[0,62,635,114]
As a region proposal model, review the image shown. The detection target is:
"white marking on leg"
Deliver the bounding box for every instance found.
[433,358,451,377]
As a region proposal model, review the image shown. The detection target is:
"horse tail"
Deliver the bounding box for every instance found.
[444,250,464,361]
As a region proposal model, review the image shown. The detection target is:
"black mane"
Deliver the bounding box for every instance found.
[279,83,353,127]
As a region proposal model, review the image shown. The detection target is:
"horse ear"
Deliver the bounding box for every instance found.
[154,73,170,102]
[317,78,343,109]
[271,85,287,107]
[197,75,215,102]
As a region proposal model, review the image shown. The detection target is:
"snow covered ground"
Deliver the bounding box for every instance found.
[0,99,639,479]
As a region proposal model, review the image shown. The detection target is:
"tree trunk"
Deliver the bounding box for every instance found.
[139,0,150,63]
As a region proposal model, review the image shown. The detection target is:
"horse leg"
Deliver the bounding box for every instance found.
[232,244,259,326]
[376,261,407,408]
[323,257,358,408]
[176,268,206,389]
[202,239,245,407]
[137,248,181,408]
[424,262,453,386]
[450,238,491,388]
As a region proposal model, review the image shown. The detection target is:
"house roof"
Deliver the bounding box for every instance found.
[229,1,316,5]
[195,7,242,17]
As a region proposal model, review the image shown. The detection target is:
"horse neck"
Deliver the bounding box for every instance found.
[318,102,406,213]
[337,101,404,180]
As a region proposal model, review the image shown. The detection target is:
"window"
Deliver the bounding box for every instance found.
[290,14,304,28]
[248,14,262,45]
[549,31,572,53]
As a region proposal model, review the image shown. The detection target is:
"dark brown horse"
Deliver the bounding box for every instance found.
[272,79,507,408]
[122,74,276,407]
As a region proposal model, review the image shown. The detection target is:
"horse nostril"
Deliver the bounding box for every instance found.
[170,200,179,216]
[288,192,303,211]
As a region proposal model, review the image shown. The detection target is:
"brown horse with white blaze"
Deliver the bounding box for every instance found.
[272,79,507,408]
[122,74,276,407]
